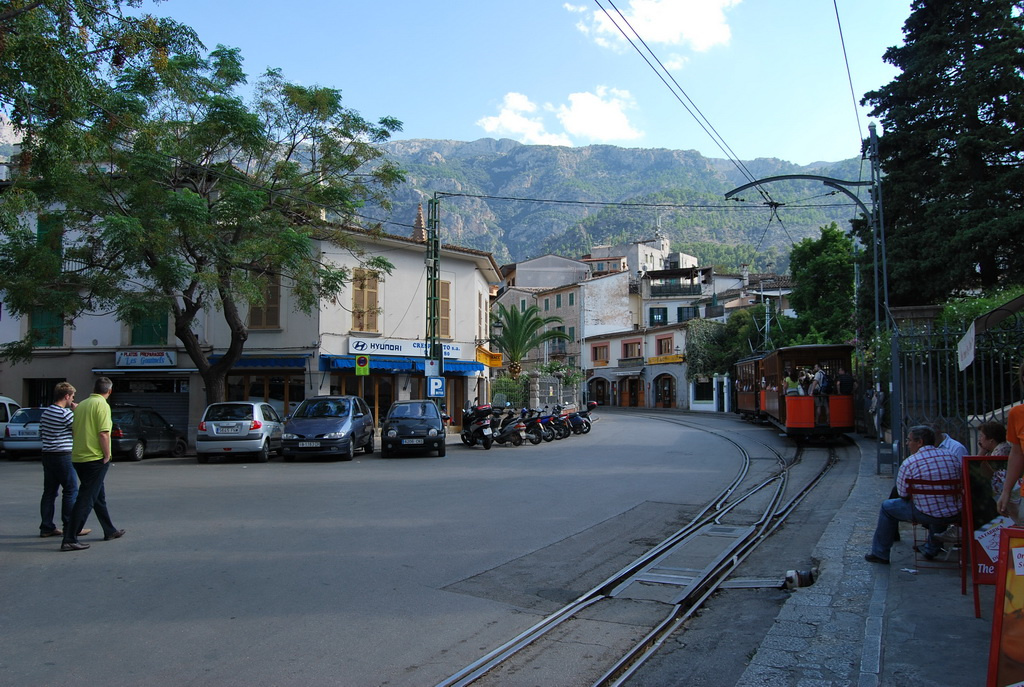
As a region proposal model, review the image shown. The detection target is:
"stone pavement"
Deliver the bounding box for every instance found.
[739,435,993,687]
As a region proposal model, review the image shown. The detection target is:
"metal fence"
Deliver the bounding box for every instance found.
[894,318,1024,454]
[488,373,578,410]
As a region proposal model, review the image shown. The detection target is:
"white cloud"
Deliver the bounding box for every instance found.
[554,87,643,142]
[476,93,573,146]
[477,88,643,146]
[571,0,740,53]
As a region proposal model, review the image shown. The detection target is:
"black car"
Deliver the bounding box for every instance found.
[380,400,447,458]
[111,406,188,461]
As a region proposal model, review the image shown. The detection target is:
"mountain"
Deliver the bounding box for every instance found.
[361,138,869,268]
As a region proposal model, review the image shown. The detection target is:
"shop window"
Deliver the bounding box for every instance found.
[31,308,63,346]
[131,311,168,346]
[623,341,641,358]
[352,268,379,332]
[250,274,281,329]
[226,373,304,416]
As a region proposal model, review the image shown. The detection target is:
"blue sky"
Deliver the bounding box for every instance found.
[144,0,911,165]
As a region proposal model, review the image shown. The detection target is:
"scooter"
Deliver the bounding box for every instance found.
[523,408,555,444]
[491,405,525,446]
[571,401,599,434]
[460,401,494,449]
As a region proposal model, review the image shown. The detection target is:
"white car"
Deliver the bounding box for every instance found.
[4,407,42,459]
[0,395,24,457]
[195,401,284,463]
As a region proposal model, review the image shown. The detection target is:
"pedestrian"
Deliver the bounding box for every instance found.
[38,382,90,539]
[865,425,961,564]
[978,421,1012,457]
[811,364,829,425]
[60,377,125,552]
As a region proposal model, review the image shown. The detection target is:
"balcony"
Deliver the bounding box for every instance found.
[618,356,644,368]
[650,283,702,297]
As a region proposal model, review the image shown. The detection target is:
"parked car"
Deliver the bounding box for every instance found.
[110,406,188,461]
[4,407,43,459]
[281,395,374,462]
[380,400,448,458]
[196,402,284,464]
[0,395,23,456]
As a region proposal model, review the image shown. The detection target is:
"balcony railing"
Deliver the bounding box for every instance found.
[650,283,702,297]
[618,356,644,368]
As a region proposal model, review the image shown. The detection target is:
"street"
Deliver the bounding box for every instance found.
[0,411,844,686]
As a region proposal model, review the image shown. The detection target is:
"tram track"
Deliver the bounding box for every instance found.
[436,415,843,687]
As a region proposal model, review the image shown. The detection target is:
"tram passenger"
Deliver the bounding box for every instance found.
[785,370,802,396]
[811,364,829,426]
[836,367,856,395]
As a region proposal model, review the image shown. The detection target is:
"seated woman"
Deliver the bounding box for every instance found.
[978,420,1012,456]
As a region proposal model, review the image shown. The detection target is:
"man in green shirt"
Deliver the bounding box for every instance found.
[61,377,126,551]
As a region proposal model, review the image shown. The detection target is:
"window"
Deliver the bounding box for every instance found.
[520,298,526,312]
[550,326,566,355]
[250,274,281,329]
[568,326,575,341]
[569,292,575,306]
[650,307,667,326]
[597,262,605,271]
[352,268,379,332]
[131,311,168,345]
[678,306,699,322]
[592,344,609,362]
[544,298,549,311]
[623,341,641,358]
[657,337,674,355]
[440,280,451,338]
[556,294,562,308]
[30,308,63,346]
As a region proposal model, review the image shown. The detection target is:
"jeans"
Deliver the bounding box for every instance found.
[63,459,117,544]
[870,497,960,560]
[40,452,78,534]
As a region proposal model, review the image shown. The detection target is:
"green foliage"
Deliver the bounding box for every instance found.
[685,318,726,379]
[936,285,1024,329]
[787,223,856,344]
[0,45,404,402]
[492,303,571,375]
[536,360,585,388]
[861,0,1024,305]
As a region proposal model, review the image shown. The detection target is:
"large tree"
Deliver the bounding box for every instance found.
[0,46,404,403]
[492,303,571,378]
[861,0,1024,305]
[788,222,856,343]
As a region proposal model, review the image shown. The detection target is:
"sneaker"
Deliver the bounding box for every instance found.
[939,525,960,543]
[78,528,92,537]
[60,542,90,551]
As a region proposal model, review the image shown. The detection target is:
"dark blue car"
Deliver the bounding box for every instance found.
[380,400,447,458]
[281,395,374,461]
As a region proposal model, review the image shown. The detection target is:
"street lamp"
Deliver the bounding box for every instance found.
[475,319,503,347]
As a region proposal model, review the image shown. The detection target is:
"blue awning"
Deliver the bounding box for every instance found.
[320,355,484,375]
[209,355,310,369]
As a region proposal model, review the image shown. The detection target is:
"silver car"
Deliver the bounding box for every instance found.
[195,402,284,464]
[4,407,43,459]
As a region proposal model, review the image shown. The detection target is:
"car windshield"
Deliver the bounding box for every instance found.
[205,404,254,421]
[10,408,43,423]
[294,399,349,418]
[389,403,439,420]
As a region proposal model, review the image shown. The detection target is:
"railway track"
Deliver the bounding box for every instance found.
[436,416,843,687]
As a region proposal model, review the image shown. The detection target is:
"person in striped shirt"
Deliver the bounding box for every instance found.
[38,382,89,539]
[865,425,962,564]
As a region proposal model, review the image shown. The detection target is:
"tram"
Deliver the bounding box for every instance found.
[734,344,855,439]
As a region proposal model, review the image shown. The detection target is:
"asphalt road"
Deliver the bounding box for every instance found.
[0,411,831,687]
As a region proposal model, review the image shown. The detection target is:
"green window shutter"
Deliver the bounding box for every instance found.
[131,311,168,346]
[31,308,63,346]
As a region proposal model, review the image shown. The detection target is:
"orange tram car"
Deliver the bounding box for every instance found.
[734,344,855,439]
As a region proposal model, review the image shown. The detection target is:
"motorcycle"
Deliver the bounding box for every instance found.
[460,401,494,449]
[523,408,555,444]
[548,405,573,440]
[567,401,598,435]
[491,405,526,446]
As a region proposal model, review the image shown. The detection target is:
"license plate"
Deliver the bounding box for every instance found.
[218,426,240,434]
[481,427,492,436]
[402,438,424,445]
[299,441,320,448]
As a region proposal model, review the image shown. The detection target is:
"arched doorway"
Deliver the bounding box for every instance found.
[653,374,675,408]
[589,377,610,406]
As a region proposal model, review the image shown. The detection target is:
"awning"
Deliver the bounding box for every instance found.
[320,355,484,375]
[208,355,311,369]
[92,368,198,375]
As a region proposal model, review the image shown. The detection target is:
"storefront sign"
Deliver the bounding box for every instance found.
[348,337,464,358]
[115,351,177,367]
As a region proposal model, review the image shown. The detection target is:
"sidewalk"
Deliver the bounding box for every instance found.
[740,434,993,687]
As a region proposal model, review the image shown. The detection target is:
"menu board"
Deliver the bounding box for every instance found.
[987,527,1024,687]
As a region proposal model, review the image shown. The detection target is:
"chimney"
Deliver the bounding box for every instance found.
[412,204,427,242]
[741,263,750,287]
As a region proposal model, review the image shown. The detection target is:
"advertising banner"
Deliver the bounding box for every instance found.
[965,456,1020,617]
[987,527,1024,687]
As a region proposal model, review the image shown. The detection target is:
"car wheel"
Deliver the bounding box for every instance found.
[343,438,355,461]
[255,443,270,463]
[196,454,209,464]
[363,433,374,455]
[437,443,446,457]
[130,440,145,461]
[172,439,187,457]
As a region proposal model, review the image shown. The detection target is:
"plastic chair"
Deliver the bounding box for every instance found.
[906,477,967,595]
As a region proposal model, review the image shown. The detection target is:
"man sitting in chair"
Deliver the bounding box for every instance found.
[865,425,961,564]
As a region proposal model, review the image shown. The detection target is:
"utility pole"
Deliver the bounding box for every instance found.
[425,196,442,375]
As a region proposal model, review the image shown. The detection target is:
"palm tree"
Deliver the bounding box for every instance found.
[492,303,571,378]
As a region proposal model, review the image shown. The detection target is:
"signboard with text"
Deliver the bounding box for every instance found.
[987,527,1024,687]
[965,456,1022,618]
[348,337,465,359]
[115,350,177,367]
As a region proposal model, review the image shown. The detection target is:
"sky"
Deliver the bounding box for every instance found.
[142,0,912,166]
